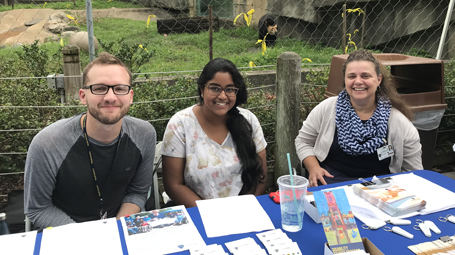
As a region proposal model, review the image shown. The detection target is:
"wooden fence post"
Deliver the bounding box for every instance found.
[274,52,302,185]
[62,45,82,101]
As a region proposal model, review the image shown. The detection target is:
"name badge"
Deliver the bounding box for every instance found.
[377,144,394,161]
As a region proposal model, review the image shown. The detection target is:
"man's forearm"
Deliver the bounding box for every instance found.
[116,202,141,219]
[27,205,76,229]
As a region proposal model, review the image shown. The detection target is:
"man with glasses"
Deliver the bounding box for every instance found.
[24,52,156,228]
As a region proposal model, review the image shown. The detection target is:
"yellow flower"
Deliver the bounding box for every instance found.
[60,38,64,47]
[234,9,254,27]
[67,15,78,26]
[139,45,148,52]
[302,58,312,63]
[249,61,256,68]
[43,2,47,7]
[345,41,357,53]
[342,8,364,17]
[147,15,156,28]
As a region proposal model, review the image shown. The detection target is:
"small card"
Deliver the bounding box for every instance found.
[256,229,283,243]
[225,237,257,254]
[257,229,296,255]
[268,242,302,255]
[190,244,227,255]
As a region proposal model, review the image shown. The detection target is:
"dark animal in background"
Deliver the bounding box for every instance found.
[258,14,278,47]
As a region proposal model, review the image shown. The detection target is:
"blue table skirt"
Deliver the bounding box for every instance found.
[33,170,455,255]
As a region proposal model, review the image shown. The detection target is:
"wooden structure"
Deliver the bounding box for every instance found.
[157,16,219,34]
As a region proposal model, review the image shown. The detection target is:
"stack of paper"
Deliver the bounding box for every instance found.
[190,244,228,255]
[256,229,302,255]
[196,195,274,237]
[40,218,123,255]
[0,230,37,255]
[121,205,205,255]
[352,182,426,216]
[225,237,267,255]
[345,173,455,224]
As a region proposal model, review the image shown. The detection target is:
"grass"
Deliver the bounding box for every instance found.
[68,17,343,75]
[0,12,343,75]
[0,0,144,12]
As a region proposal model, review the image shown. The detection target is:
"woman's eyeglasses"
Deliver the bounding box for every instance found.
[83,84,131,95]
[206,85,239,97]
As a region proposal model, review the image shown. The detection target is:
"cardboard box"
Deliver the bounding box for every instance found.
[304,192,321,223]
[324,237,384,255]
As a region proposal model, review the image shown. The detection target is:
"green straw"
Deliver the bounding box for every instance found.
[287,153,302,229]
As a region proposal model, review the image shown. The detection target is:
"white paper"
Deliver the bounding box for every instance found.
[343,173,455,223]
[0,230,37,255]
[121,205,205,255]
[196,195,275,238]
[39,218,122,255]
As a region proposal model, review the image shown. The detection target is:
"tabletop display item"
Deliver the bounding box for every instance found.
[313,188,365,254]
[353,179,427,217]
[121,205,206,255]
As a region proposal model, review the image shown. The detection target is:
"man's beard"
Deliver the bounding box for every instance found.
[87,102,130,125]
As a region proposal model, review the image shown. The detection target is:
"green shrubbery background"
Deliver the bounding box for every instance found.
[1,36,454,174]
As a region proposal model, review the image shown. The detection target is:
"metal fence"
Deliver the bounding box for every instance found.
[1,0,455,59]
[1,0,455,200]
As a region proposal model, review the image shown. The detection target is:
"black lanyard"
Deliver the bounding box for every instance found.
[82,114,122,219]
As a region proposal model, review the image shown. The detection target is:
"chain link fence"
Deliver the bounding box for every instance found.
[1,0,455,60]
[1,0,455,200]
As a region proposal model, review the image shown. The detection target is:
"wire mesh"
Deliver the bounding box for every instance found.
[1,0,455,198]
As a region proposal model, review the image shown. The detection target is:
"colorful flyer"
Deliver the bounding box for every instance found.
[313,188,365,254]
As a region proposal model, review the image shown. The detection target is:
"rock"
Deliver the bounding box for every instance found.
[44,12,72,34]
[25,19,42,26]
[61,31,75,38]
[62,26,80,32]
[69,31,99,52]
[12,43,23,48]
[44,35,59,43]
[49,12,69,21]
[47,23,66,34]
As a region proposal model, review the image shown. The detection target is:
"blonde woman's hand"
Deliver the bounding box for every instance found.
[307,166,334,187]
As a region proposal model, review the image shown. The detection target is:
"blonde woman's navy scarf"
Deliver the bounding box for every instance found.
[335,90,391,156]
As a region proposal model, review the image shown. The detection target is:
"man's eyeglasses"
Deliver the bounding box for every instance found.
[206,85,239,97]
[83,84,131,95]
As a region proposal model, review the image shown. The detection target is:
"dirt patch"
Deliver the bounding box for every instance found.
[0,7,174,46]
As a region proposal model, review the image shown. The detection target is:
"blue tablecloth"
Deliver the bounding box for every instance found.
[177,170,455,255]
[33,170,455,254]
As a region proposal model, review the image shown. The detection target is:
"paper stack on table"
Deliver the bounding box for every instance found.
[225,237,267,255]
[196,195,274,238]
[190,244,228,255]
[40,218,123,255]
[256,229,302,255]
[345,173,455,224]
[121,205,205,255]
[0,230,37,255]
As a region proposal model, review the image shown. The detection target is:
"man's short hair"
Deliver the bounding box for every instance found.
[82,52,133,86]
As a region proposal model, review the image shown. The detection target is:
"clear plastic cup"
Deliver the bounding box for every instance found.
[277,175,309,232]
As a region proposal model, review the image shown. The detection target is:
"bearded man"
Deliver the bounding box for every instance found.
[24,52,156,228]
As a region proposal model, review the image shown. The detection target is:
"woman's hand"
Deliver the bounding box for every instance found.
[162,156,202,208]
[303,156,334,187]
[307,165,334,187]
